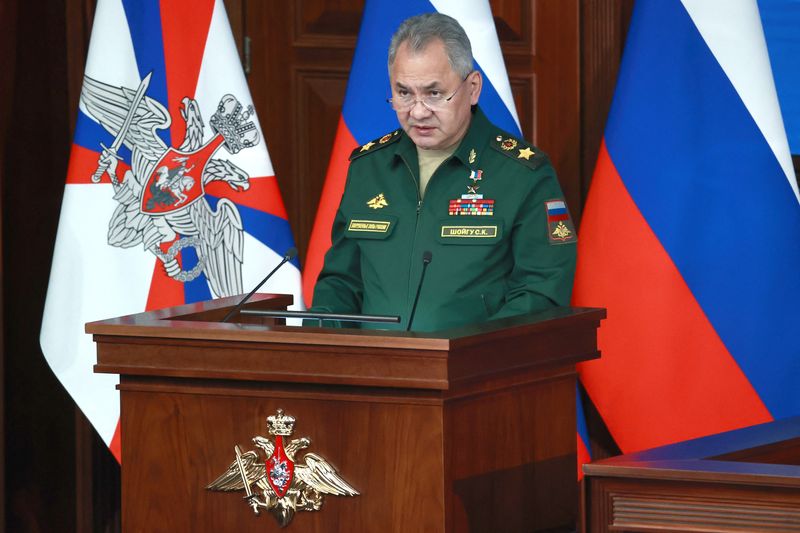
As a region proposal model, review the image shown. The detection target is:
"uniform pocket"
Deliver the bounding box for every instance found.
[344,214,398,240]
[437,217,503,245]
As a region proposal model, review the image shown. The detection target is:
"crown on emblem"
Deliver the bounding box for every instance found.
[267,409,296,437]
[210,94,259,154]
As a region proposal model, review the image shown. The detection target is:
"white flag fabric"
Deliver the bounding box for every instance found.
[40,0,301,460]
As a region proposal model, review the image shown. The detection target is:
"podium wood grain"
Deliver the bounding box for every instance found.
[88,295,604,532]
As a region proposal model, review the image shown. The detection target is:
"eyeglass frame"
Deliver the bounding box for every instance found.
[386,71,475,112]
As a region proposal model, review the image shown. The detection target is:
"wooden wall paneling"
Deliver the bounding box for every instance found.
[4,0,78,530]
[293,68,350,253]
[0,0,13,528]
[224,0,245,59]
[492,0,582,223]
[65,0,94,133]
[491,0,534,139]
[534,0,582,224]
[579,0,635,203]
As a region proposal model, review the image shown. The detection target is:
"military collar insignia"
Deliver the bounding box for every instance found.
[349,129,401,161]
[468,148,477,164]
[367,193,388,209]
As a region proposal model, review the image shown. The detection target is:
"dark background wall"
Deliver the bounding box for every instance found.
[1,1,633,530]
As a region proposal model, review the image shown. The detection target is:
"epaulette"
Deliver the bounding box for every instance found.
[349,129,402,161]
[489,134,548,171]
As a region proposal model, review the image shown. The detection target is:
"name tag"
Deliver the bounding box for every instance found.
[441,225,498,238]
[347,219,391,233]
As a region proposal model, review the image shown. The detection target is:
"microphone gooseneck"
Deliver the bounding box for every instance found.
[406,251,433,331]
[221,247,298,323]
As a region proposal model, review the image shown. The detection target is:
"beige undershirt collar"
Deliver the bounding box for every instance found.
[417,144,458,198]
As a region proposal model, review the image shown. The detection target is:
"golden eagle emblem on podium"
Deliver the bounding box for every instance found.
[206,409,359,527]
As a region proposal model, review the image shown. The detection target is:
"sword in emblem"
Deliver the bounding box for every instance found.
[91,72,153,183]
[234,445,260,515]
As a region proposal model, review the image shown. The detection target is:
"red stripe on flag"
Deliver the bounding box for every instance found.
[577,433,590,481]
[109,419,122,463]
[66,144,131,185]
[205,175,288,219]
[575,142,771,453]
[160,0,215,148]
[548,213,569,222]
[146,240,186,311]
[303,117,358,306]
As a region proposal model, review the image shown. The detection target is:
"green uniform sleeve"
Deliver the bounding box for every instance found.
[490,161,577,320]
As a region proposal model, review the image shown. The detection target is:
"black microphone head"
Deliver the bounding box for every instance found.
[285,247,298,260]
[422,250,432,264]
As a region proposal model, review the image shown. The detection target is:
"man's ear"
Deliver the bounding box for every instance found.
[469,70,483,105]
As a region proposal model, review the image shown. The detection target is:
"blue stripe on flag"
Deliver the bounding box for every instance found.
[206,196,301,270]
[342,0,520,143]
[121,0,171,147]
[73,111,132,164]
[577,384,591,458]
[605,0,800,417]
[759,0,800,154]
[179,243,213,303]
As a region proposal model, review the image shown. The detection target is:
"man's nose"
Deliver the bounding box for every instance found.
[409,99,433,119]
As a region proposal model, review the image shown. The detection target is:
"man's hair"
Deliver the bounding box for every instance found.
[388,13,474,78]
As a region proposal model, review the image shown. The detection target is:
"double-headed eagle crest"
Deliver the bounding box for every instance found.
[207,409,359,527]
[82,72,259,297]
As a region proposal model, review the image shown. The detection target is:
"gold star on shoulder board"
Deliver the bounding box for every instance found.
[360,141,376,152]
[518,147,535,160]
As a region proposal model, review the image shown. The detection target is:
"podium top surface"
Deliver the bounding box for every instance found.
[88,295,604,390]
[86,294,605,352]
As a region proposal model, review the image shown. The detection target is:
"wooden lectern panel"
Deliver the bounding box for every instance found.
[582,417,800,532]
[88,295,604,532]
[121,379,446,531]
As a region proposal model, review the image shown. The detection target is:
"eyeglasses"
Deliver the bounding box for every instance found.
[387,73,473,112]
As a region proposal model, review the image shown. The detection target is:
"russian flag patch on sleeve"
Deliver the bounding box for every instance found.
[545,199,577,244]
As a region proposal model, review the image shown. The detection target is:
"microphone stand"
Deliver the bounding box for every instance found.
[222,248,297,323]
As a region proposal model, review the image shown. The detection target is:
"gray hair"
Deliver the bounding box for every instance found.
[388,13,474,78]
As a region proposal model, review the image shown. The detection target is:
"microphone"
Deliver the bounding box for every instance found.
[406,250,433,331]
[221,247,298,323]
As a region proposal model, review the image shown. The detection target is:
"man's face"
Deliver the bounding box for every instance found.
[389,39,481,150]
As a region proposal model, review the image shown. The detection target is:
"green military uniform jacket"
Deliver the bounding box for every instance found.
[312,107,577,331]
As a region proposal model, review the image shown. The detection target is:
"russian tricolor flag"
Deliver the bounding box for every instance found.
[40,0,301,461]
[575,0,800,454]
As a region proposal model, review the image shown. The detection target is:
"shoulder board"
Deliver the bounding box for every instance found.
[349,129,402,161]
[489,134,548,171]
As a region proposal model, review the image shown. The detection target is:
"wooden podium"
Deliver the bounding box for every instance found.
[87,295,604,532]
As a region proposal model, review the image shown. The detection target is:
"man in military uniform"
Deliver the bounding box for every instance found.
[311,13,577,332]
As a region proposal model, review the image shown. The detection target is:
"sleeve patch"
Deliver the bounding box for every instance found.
[545,199,577,244]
